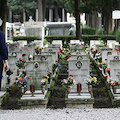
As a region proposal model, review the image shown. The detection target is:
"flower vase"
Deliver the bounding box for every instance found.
[7,76,11,84]
[88,85,92,93]
[67,85,71,93]
[17,69,20,76]
[41,85,45,94]
[21,86,25,94]
[103,68,106,74]
[48,78,51,84]
[112,86,116,94]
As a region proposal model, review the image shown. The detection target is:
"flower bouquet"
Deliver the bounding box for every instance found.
[6,68,13,76]
[85,75,99,86]
[40,75,49,94]
[47,70,52,83]
[6,68,14,85]
[40,75,49,85]
[34,46,43,55]
[107,77,120,93]
[62,74,76,88]
[16,58,26,69]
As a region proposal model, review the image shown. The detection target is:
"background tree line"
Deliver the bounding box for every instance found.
[0,0,120,38]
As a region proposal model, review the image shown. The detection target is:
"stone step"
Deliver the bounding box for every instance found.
[93,97,111,108]
[58,74,68,79]
[47,98,66,109]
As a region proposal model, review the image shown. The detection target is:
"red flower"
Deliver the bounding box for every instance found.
[47,70,49,73]
[22,53,26,57]
[105,59,107,61]
[19,58,23,61]
[106,68,110,72]
[105,75,108,79]
[118,82,120,85]
[69,74,73,77]
[14,82,16,85]
[27,77,31,80]
[112,82,115,86]
[60,48,63,53]
[108,82,111,85]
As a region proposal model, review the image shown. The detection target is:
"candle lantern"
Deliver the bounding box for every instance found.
[77,83,82,95]
[30,84,35,97]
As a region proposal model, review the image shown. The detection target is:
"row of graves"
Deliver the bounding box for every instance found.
[0,40,61,109]
[1,39,120,109]
[90,40,120,107]
[0,39,95,109]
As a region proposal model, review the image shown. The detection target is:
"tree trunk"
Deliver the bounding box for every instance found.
[42,0,46,21]
[75,0,81,40]
[102,12,112,34]
[0,0,7,33]
[38,0,43,21]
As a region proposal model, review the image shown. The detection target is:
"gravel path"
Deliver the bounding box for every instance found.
[0,108,120,120]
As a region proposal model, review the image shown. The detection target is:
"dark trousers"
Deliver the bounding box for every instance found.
[0,60,3,90]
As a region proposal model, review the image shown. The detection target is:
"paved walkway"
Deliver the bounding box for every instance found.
[0,108,120,120]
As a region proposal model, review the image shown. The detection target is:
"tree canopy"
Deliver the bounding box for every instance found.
[7,0,37,16]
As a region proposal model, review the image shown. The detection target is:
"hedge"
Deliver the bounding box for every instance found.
[13,36,41,43]
[45,35,116,44]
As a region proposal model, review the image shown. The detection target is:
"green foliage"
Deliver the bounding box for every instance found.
[109,30,115,35]
[13,36,41,43]
[45,35,116,44]
[7,0,37,16]
[97,28,106,35]
[43,39,50,46]
[82,26,96,35]
[116,27,120,43]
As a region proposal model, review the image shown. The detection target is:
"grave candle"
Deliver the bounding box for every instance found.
[30,84,35,97]
[77,83,82,95]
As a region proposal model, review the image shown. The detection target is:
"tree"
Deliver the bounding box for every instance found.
[7,0,37,17]
[0,0,7,33]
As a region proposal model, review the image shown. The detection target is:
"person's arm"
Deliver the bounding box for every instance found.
[0,30,9,72]
[3,60,9,72]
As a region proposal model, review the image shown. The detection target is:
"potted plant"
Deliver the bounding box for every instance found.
[6,68,14,85]
[62,74,76,93]
[40,75,48,94]
[107,77,120,94]
[47,70,52,84]
[85,75,99,93]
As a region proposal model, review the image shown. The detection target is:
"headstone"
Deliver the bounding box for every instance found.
[69,54,89,92]
[110,58,120,80]
[107,40,119,49]
[52,40,62,47]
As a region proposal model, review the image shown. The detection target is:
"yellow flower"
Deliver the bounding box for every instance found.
[45,75,49,78]
[91,77,97,83]
[44,78,48,81]
[101,61,105,65]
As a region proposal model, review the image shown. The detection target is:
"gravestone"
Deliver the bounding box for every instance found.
[102,50,117,63]
[110,58,120,80]
[69,54,89,92]
[26,60,48,89]
[107,40,119,49]
[90,40,100,50]
[52,40,62,47]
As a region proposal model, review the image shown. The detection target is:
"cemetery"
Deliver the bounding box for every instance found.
[1,37,120,110]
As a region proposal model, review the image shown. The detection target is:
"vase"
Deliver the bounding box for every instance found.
[67,85,71,93]
[41,85,45,94]
[88,85,92,93]
[17,69,20,76]
[21,86,25,94]
[48,78,51,84]
[7,76,11,84]
[112,86,116,94]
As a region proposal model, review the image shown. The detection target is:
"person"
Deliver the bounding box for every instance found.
[0,18,9,91]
